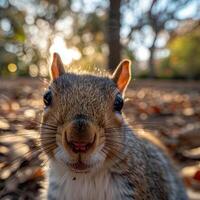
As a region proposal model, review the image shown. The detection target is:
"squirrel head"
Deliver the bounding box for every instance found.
[41,53,131,173]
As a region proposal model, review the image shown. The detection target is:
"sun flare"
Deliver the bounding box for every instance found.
[49,35,81,65]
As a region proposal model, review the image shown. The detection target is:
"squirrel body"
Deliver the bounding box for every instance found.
[41,53,188,200]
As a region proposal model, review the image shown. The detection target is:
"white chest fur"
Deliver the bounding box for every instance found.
[47,161,130,200]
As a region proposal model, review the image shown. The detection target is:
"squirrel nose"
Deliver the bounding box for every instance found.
[74,117,87,132]
[66,114,96,153]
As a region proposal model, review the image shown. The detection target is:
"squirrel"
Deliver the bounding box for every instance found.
[40,53,188,200]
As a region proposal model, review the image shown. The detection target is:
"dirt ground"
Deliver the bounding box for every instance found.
[0,78,200,199]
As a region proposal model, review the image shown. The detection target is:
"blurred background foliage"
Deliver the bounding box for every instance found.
[0,2,200,198]
[0,0,199,78]
[159,26,200,79]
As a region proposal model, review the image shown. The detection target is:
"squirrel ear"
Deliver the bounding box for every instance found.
[50,53,65,80]
[112,59,132,93]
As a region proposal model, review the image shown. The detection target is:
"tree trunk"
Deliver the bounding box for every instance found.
[148,34,157,78]
[107,0,121,73]
[148,46,156,78]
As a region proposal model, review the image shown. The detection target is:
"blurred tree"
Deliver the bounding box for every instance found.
[0,0,72,76]
[1,0,199,78]
[28,0,108,72]
[160,27,200,79]
[0,1,50,76]
[125,0,200,78]
[0,3,25,75]
[67,9,107,70]
[107,0,121,72]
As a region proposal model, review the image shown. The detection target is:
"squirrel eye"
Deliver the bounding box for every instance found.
[114,93,123,112]
[43,90,52,107]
